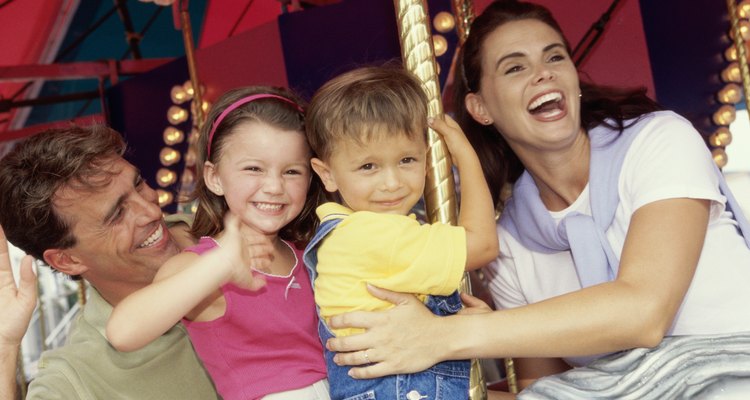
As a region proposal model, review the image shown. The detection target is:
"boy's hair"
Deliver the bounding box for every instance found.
[190,85,325,243]
[306,65,429,161]
[0,125,125,265]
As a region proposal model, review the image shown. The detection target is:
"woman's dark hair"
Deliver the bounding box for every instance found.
[454,0,661,207]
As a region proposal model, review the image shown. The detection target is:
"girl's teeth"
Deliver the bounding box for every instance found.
[255,203,282,211]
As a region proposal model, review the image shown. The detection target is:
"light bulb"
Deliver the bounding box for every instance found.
[725,46,737,62]
[157,190,174,207]
[163,127,185,145]
[185,148,197,167]
[433,34,448,57]
[722,62,741,83]
[181,169,194,185]
[171,85,188,104]
[433,12,455,33]
[711,147,728,168]
[739,0,750,19]
[730,19,750,40]
[718,83,743,104]
[188,128,200,144]
[183,81,195,99]
[159,147,181,166]
[167,106,188,125]
[713,104,736,126]
[709,127,733,147]
[156,168,177,187]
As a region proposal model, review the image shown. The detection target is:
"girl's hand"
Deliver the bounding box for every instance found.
[217,213,270,291]
[326,284,444,379]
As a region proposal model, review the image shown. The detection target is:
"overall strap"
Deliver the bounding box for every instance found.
[302,216,345,285]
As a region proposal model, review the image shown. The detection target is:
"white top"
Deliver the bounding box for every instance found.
[485,112,750,366]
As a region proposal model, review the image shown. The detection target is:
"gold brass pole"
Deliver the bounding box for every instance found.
[178,0,205,128]
[392,1,486,399]
[78,281,86,306]
[450,1,518,394]
[727,0,750,117]
[451,0,475,46]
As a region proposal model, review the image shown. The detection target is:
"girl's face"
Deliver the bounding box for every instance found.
[204,121,312,238]
[467,19,583,159]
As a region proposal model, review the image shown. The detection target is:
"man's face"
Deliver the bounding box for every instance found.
[51,157,179,303]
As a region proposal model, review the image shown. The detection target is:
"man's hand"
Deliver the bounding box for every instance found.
[0,225,37,399]
[0,225,37,348]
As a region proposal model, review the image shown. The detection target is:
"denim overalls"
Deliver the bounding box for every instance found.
[303,217,470,400]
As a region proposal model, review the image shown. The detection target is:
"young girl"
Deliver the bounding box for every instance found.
[106,86,330,400]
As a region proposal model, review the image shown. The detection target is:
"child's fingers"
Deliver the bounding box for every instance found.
[457,292,493,315]
[441,113,461,129]
[246,273,266,291]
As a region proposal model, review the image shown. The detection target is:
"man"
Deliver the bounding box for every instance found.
[0,125,219,399]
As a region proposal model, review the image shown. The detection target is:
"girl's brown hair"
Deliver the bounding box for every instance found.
[189,86,325,244]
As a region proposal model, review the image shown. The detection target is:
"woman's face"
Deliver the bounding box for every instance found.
[468,18,582,157]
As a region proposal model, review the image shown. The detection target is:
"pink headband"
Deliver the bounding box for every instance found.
[206,93,304,158]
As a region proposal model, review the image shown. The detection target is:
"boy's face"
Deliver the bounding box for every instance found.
[311,130,427,215]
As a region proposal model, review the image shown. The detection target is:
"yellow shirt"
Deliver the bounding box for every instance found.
[314,202,466,336]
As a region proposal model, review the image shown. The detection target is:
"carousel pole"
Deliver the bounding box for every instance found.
[392,1,486,399]
[727,0,750,117]
[177,0,205,128]
[451,0,474,45]
[450,1,518,394]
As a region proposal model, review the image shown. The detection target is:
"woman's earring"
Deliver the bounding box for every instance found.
[579,93,583,98]
[484,119,491,125]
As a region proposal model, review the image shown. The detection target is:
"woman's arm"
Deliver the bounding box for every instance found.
[429,116,498,270]
[0,227,37,400]
[106,214,271,351]
[327,197,708,378]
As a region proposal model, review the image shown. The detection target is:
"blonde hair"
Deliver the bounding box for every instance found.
[306,65,428,161]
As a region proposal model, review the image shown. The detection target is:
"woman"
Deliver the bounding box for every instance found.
[324,1,750,398]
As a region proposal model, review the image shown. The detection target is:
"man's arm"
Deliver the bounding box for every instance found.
[0,226,37,399]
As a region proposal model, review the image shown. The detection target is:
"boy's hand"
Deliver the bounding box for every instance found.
[216,213,270,291]
[428,114,473,169]
[458,292,493,315]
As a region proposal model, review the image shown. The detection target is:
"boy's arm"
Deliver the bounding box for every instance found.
[106,214,270,352]
[428,116,499,270]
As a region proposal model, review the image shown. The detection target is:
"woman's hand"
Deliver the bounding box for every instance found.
[326,285,446,379]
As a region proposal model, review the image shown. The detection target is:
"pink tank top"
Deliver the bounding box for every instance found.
[183,237,326,400]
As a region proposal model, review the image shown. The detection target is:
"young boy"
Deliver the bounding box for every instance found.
[303,65,498,400]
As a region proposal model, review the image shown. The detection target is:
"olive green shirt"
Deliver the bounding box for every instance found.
[25,287,219,399]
